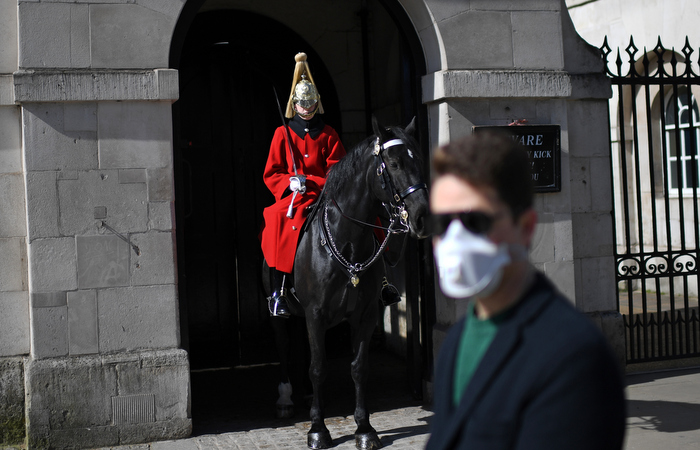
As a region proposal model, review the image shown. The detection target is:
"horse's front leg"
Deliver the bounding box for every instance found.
[306,313,332,449]
[351,310,382,449]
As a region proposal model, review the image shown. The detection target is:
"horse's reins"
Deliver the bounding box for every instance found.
[319,136,427,287]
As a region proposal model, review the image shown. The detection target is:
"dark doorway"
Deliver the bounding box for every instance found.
[173,10,342,370]
[170,3,434,403]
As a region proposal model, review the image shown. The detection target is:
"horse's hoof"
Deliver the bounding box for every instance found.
[308,430,333,449]
[355,432,383,449]
[276,404,294,419]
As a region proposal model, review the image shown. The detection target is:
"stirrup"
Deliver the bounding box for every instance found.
[268,289,291,318]
[381,277,401,307]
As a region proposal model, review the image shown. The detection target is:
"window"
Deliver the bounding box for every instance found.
[665,86,700,192]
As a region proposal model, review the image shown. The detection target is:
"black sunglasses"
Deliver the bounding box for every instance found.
[426,211,495,236]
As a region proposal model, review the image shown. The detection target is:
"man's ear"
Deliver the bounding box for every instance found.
[518,208,538,248]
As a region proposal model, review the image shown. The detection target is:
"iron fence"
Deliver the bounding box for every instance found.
[602,36,700,363]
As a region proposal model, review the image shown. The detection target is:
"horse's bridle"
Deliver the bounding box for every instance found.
[319,136,427,287]
[372,137,428,232]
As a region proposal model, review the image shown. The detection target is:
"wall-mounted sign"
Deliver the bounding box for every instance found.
[472,125,561,193]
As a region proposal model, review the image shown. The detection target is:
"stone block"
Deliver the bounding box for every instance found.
[130,231,175,287]
[0,238,26,292]
[571,211,614,258]
[0,292,30,357]
[117,349,189,421]
[119,168,147,184]
[0,173,27,238]
[58,170,148,236]
[90,4,174,69]
[488,99,537,121]
[98,285,179,352]
[576,256,616,312]
[0,106,21,174]
[553,213,574,261]
[97,102,173,169]
[31,305,68,359]
[22,103,98,171]
[589,155,613,212]
[31,291,66,308]
[0,75,12,106]
[29,237,77,292]
[69,3,91,67]
[0,357,25,446]
[25,354,117,431]
[440,12,513,69]
[148,202,173,231]
[530,214,555,264]
[567,100,610,158]
[471,0,560,10]
[46,426,119,449]
[569,156,591,212]
[64,102,97,132]
[18,2,89,69]
[14,70,180,103]
[512,11,564,70]
[137,0,187,18]
[26,170,60,240]
[426,71,572,103]
[428,1,467,23]
[147,167,173,202]
[0,0,18,73]
[543,259,576,302]
[68,290,99,355]
[76,235,130,289]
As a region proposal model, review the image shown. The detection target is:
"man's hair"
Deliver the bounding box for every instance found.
[432,130,534,219]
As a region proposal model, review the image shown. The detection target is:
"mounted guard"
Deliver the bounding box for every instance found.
[260,52,402,318]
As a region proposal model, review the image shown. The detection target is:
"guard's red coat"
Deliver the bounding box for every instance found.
[260,123,346,273]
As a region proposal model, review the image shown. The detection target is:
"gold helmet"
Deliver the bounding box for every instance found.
[285,52,325,119]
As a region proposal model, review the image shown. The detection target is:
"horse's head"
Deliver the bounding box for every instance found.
[369,116,429,239]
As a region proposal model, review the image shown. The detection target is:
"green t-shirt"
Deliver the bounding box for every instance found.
[452,302,511,407]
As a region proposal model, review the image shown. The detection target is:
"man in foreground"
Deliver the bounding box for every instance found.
[425,131,626,449]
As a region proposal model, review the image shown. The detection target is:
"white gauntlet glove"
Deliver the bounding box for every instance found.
[286,176,307,218]
[289,176,306,194]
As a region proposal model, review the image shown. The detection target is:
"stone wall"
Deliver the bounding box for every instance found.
[1,0,191,447]
[416,0,624,367]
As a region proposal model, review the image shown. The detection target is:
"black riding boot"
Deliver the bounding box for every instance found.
[269,269,291,318]
[380,276,401,307]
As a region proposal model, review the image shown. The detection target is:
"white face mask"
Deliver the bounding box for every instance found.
[434,220,511,299]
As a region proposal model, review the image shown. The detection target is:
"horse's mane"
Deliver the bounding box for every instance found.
[324,124,421,200]
[323,135,375,199]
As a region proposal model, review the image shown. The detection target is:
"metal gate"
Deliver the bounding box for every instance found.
[603,36,700,364]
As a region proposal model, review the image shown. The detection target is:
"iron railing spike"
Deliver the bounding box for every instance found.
[600,37,613,75]
[615,48,623,77]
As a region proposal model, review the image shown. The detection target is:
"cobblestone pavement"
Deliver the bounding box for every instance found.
[98,405,431,449]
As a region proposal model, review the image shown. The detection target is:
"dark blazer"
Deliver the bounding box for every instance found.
[426,272,626,450]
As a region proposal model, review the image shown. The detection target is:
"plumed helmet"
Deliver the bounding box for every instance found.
[285,52,325,119]
[293,78,319,109]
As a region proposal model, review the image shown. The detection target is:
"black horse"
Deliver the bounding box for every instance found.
[263,116,429,449]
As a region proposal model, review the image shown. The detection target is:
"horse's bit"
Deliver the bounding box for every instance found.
[319,137,427,287]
